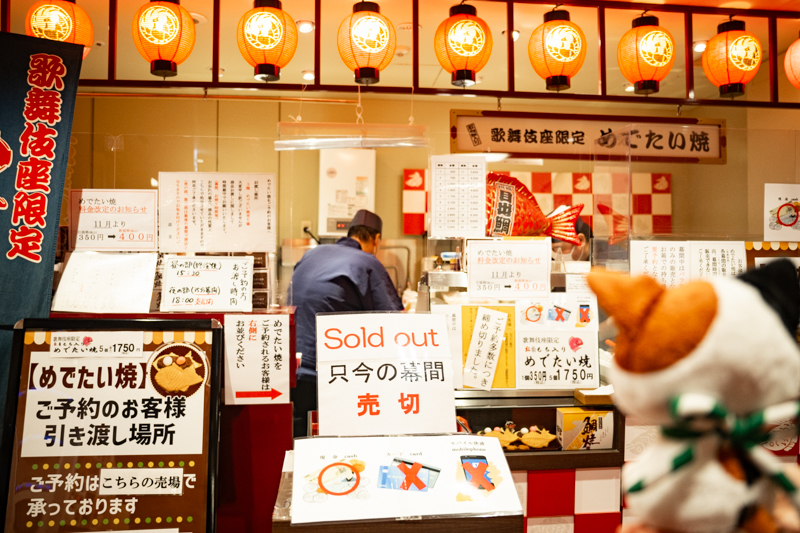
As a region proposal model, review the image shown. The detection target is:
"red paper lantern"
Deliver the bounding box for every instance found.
[337,2,396,85]
[617,15,675,95]
[785,33,800,91]
[701,19,761,98]
[132,0,196,78]
[528,10,586,92]
[25,0,94,59]
[434,3,492,87]
[237,0,298,82]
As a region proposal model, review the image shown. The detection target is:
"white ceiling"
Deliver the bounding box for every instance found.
[7,0,800,102]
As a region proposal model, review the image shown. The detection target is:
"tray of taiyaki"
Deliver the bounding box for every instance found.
[476,421,560,453]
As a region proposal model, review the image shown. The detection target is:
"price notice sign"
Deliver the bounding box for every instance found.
[316,313,456,437]
[2,320,221,533]
[161,255,253,313]
[467,238,550,299]
[69,190,158,251]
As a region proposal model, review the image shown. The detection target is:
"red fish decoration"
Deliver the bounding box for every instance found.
[485,173,583,245]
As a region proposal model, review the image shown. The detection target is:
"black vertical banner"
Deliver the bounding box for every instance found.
[0,33,83,444]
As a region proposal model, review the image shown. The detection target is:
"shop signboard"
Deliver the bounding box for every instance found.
[69,189,158,251]
[160,255,254,313]
[158,173,277,253]
[0,34,83,444]
[450,110,726,164]
[315,313,456,437]
[291,435,522,524]
[467,238,551,299]
[1,319,222,533]
[223,314,290,405]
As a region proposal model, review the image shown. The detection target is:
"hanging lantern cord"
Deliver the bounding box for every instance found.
[289,85,306,123]
[356,85,365,124]
[641,9,649,16]
[409,86,415,126]
[551,4,562,12]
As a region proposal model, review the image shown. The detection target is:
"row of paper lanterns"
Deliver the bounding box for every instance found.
[23,0,800,97]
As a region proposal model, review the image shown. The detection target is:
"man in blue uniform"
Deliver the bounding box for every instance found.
[290,209,403,437]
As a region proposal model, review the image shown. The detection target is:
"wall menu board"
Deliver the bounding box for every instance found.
[0,319,222,533]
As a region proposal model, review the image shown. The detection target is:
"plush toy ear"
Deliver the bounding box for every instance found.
[587,271,664,334]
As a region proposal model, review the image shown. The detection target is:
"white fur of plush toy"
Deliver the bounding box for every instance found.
[609,277,800,533]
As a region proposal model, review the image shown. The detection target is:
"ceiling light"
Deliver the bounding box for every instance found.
[398,22,419,32]
[302,70,315,81]
[693,40,707,53]
[625,84,635,92]
[395,44,410,57]
[296,19,314,33]
[462,93,476,97]
[150,178,159,187]
[502,29,520,42]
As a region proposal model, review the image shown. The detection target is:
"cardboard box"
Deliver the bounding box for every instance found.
[574,388,614,405]
[556,407,614,450]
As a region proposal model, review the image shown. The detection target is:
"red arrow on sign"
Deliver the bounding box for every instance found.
[235,389,283,400]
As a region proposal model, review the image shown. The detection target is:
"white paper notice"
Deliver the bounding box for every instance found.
[224,314,290,405]
[430,155,486,238]
[430,304,464,389]
[316,313,455,437]
[318,149,376,237]
[688,241,746,281]
[158,172,277,253]
[516,331,599,390]
[468,238,550,299]
[629,241,689,287]
[69,189,158,251]
[161,255,253,312]
[764,183,800,242]
[291,435,522,525]
[630,240,745,285]
[50,331,144,358]
[463,307,509,391]
[52,252,158,313]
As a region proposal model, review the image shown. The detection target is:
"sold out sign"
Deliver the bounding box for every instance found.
[316,313,452,361]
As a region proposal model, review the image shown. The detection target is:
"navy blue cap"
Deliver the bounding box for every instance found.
[350,209,382,234]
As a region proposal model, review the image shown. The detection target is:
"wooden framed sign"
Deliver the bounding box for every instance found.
[450,109,726,164]
[0,319,222,533]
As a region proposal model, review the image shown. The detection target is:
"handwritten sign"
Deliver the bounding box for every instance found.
[451,110,725,163]
[161,255,253,312]
[463,307,509,391]
[468,238,550,299]
[69,189,158,251]
[430,155,486,239]
[223,314,290,405]
[158,172,277,253]
[51,252,158,313]
[291,435,522,525]
[516,331,599,390]
[630,240,745,286]
[315,313,455,437]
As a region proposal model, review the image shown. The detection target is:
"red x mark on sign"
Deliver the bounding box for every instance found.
[397,461,426,491]
[462,461,495,491]
[554,306,566,322]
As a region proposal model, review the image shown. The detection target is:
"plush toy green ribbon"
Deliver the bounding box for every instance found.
[625,393,800,504]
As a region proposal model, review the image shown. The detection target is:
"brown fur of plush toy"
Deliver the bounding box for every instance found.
[587,272,717,373]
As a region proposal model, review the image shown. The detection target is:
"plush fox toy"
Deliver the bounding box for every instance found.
[587,260,800,533]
